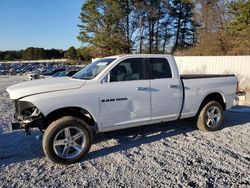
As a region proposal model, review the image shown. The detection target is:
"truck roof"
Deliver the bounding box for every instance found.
[104,54,173,59]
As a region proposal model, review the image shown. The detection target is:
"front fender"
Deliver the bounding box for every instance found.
[19,88,100,125]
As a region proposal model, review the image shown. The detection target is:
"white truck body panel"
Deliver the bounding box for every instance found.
[19,80,100,124]
[180,77,237,119]
[6,77,86,99]
[99,79,151,130]
[6,54,238,132]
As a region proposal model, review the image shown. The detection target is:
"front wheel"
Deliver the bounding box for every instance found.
[42,116,92,164]
[196,101,224,132]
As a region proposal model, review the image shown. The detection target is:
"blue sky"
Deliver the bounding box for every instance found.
[0,0,83,51]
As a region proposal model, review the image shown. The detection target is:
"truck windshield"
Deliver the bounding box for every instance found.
[72,58,116,80]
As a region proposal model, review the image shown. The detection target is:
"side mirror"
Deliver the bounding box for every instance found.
[101,73,110,84]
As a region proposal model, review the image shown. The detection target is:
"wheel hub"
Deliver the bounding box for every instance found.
[52,127,86,159]
[206,106,221,128]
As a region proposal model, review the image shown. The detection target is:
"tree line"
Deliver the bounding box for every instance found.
[0,47,92,61]
[78,0,250,56]
[1,0,249,61]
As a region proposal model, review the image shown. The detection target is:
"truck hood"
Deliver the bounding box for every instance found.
[6,77,86,99]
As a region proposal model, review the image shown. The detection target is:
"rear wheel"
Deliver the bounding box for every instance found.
[197,101,224,132]
[42,116,92,164]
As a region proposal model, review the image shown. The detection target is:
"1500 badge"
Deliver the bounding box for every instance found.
[101,97,128,103]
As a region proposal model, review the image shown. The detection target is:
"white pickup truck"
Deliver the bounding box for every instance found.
[6,54,238,164]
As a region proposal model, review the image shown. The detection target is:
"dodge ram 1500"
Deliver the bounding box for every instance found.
[6,54,238,164]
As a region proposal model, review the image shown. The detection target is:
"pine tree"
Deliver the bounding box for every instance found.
[78,0,131,55]
[183,0,232,55]
[64,47,77,60]
[227,0,250,54]
[169,0,196,53]
[78,0,197,55]
[227,0,250,34]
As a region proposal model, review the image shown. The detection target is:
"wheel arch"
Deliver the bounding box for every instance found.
[197,92,226,116]
[43,106,98,131]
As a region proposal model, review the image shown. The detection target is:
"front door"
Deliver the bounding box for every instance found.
[99,58,150,130]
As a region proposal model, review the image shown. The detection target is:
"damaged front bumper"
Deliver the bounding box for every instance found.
[12,122,22,130]
[12,119,45,135]
[12,100,45,135]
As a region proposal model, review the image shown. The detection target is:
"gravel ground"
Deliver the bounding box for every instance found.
[0,76,250,187]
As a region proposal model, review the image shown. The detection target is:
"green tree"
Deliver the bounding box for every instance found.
[77,47,93,61]
[0,52,6,60]
[134,0,163,53]
[46,49,64,59]
[169,0,196,53]
[15,50,22,60]
[182,0,233,55]
[35,48,46,59]
[4,53,15,61]
[226,0,250,54]
[22,48,35,60]
[78,0,131,55]
[64,46,77,60]
[227,0,250,34]
[78,0,198,55]
[22,47,46,60]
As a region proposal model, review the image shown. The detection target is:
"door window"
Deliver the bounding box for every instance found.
[110,58,146,82]
[149,58,172,79]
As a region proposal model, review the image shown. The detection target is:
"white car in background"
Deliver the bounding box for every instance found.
[25,71,40,80]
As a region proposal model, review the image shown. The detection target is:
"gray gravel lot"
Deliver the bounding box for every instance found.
[0,76,250,187]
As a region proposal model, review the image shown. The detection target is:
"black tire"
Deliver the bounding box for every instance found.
[42,116,92,164]
[196,101,224,132]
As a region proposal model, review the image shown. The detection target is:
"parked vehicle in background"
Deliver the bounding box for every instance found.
[41,70,80,78]
[67,70,78,77]
[52,71,68,77]
[0,62,81,76]
[6,54,239,164]
[25,71,40,80]
[41,68,66,78]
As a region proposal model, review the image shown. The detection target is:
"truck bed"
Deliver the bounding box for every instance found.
[179,74,237,119]
[180,74,235,79]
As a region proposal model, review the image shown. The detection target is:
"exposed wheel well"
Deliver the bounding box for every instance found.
[198,93,226,114]
[43,107,96,130]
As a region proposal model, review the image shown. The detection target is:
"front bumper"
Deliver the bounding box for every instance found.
[12,122,21,130]
[12,100,45,134]
[11,118,45,135]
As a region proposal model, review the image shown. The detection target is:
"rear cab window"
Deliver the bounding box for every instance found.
[149,58,172,79]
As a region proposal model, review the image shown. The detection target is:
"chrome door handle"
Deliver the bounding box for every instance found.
[169,85,180,89]
[136,87,147,91]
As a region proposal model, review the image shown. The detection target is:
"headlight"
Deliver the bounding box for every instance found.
[15,101,37,116]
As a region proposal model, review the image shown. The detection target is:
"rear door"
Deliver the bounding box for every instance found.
[149,58,182,121]
[99,58,150,130]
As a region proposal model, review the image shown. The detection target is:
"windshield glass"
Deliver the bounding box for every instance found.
[72,58,116,80]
